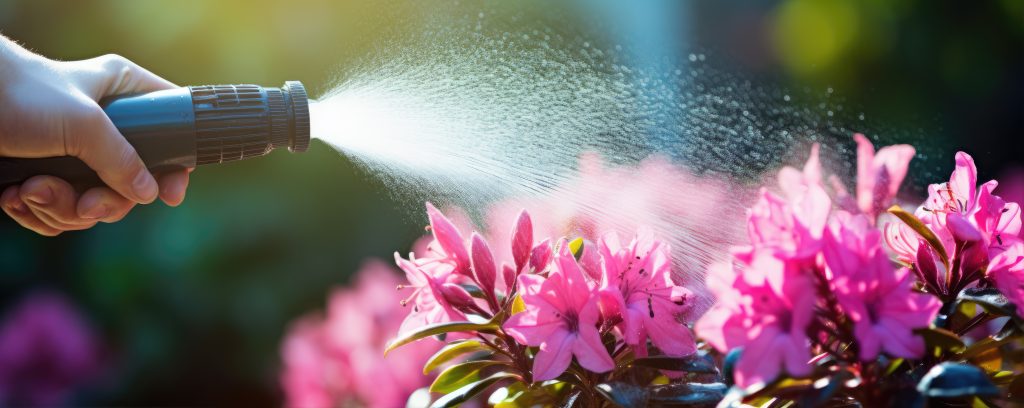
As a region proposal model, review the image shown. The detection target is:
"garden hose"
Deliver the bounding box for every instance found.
[0,81,310,190]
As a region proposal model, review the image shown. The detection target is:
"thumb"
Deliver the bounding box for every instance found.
[64,100,158,204]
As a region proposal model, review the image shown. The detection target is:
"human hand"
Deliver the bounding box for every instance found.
[0,36,190,236]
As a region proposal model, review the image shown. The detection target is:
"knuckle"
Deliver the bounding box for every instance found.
[98,53,130,70]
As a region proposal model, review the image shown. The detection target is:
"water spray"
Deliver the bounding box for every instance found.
[0,81,310,189]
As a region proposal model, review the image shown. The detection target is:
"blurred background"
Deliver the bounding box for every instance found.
[0,0,1020,406]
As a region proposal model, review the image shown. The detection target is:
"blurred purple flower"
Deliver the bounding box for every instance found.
[0,291,100,407]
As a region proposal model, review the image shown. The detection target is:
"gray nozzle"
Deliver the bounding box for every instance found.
[0,81,311,190]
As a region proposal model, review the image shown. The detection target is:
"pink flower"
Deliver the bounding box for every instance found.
[736,187,830,263]
[694,252,815,389]
[425,202,471,275]
[280,315,345,408]
[483,153,747,311]
[504,246,614,381]
[852,134,916,219]
[884,222,921,265]
[987,243,1024,318]
[281,261,440,408]
[394,254,468,333]
[823,214,941,360]
[0,292,101,407]
[597,231,696,357]
[918,152,1021,251]
[777,143,824,201]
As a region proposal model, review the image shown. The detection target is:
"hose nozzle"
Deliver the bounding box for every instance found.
[0,81,312,190]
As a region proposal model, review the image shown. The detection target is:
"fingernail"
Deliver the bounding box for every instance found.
[24,186,53,205]
[133,171,158,202]
[80,203,109,219]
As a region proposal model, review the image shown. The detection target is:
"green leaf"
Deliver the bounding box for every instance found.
[958,287,1021,319]
[914,327,966,354]
[888,205,949,267]
[568,237,584,260]
[916,362,999,398]
[798,370,854,407]
[631,355,719,374]
[430,360,507,394]
[385,320,499,355]
[430,372,518,408]
[595,381,727,407]
[722,348,742,387]
[423,340,491,374]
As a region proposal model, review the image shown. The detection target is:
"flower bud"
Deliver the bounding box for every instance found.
[501,264,516,296]
[439,283,475,308]
[511,210,533,272]
[529,238,552,272]
[470,233,497,296]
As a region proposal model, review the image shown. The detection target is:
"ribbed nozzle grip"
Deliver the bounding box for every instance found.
[191,85,279,165]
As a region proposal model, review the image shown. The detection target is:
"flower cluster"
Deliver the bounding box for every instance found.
[280,261,440,408]
[0,291,101,407]
[696,135,1023,406]
[389,203,709,406]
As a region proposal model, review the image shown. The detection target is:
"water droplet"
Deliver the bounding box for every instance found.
[688,53,697,62]
[858,113,865,120]
[783,94,791,102]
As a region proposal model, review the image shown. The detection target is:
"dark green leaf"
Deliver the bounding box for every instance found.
[798,370,853,407]
[423,340,491,374]
[957,287,1020,318]
[385,320,499,355]
[460,284,486,299]
[914,327,966,354]
[916,362,999,398]
[722,348,742,387]
[889,205,949,267]
[430,360,506,394]
[632,355,719,374]
[595,381,726,407]
[430,373,517,408]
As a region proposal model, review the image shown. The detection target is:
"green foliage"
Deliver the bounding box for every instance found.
[423,340,492,374]
[595,381,727,407]
[430,373,518,408]
[916,362,999,399]
[385,320,500,355]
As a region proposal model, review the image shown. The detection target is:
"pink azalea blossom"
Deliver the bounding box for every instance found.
[823,214,941,360]
[777,143,824,201]
[735,187,830,263]
[483,153,748,311]
[883,222,921,265]
[504,246,614,381]
[425,202,471,275]
[987,242,1024,318]
[394,254,468,333]
[0,292,101,407]
[597,231,696,357]
[851,134,916,220]
[694,251,815,389]
[281,261,440,408]
[917,152,1021,252]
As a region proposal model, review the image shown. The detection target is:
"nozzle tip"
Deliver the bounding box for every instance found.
[285,81,310,153]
